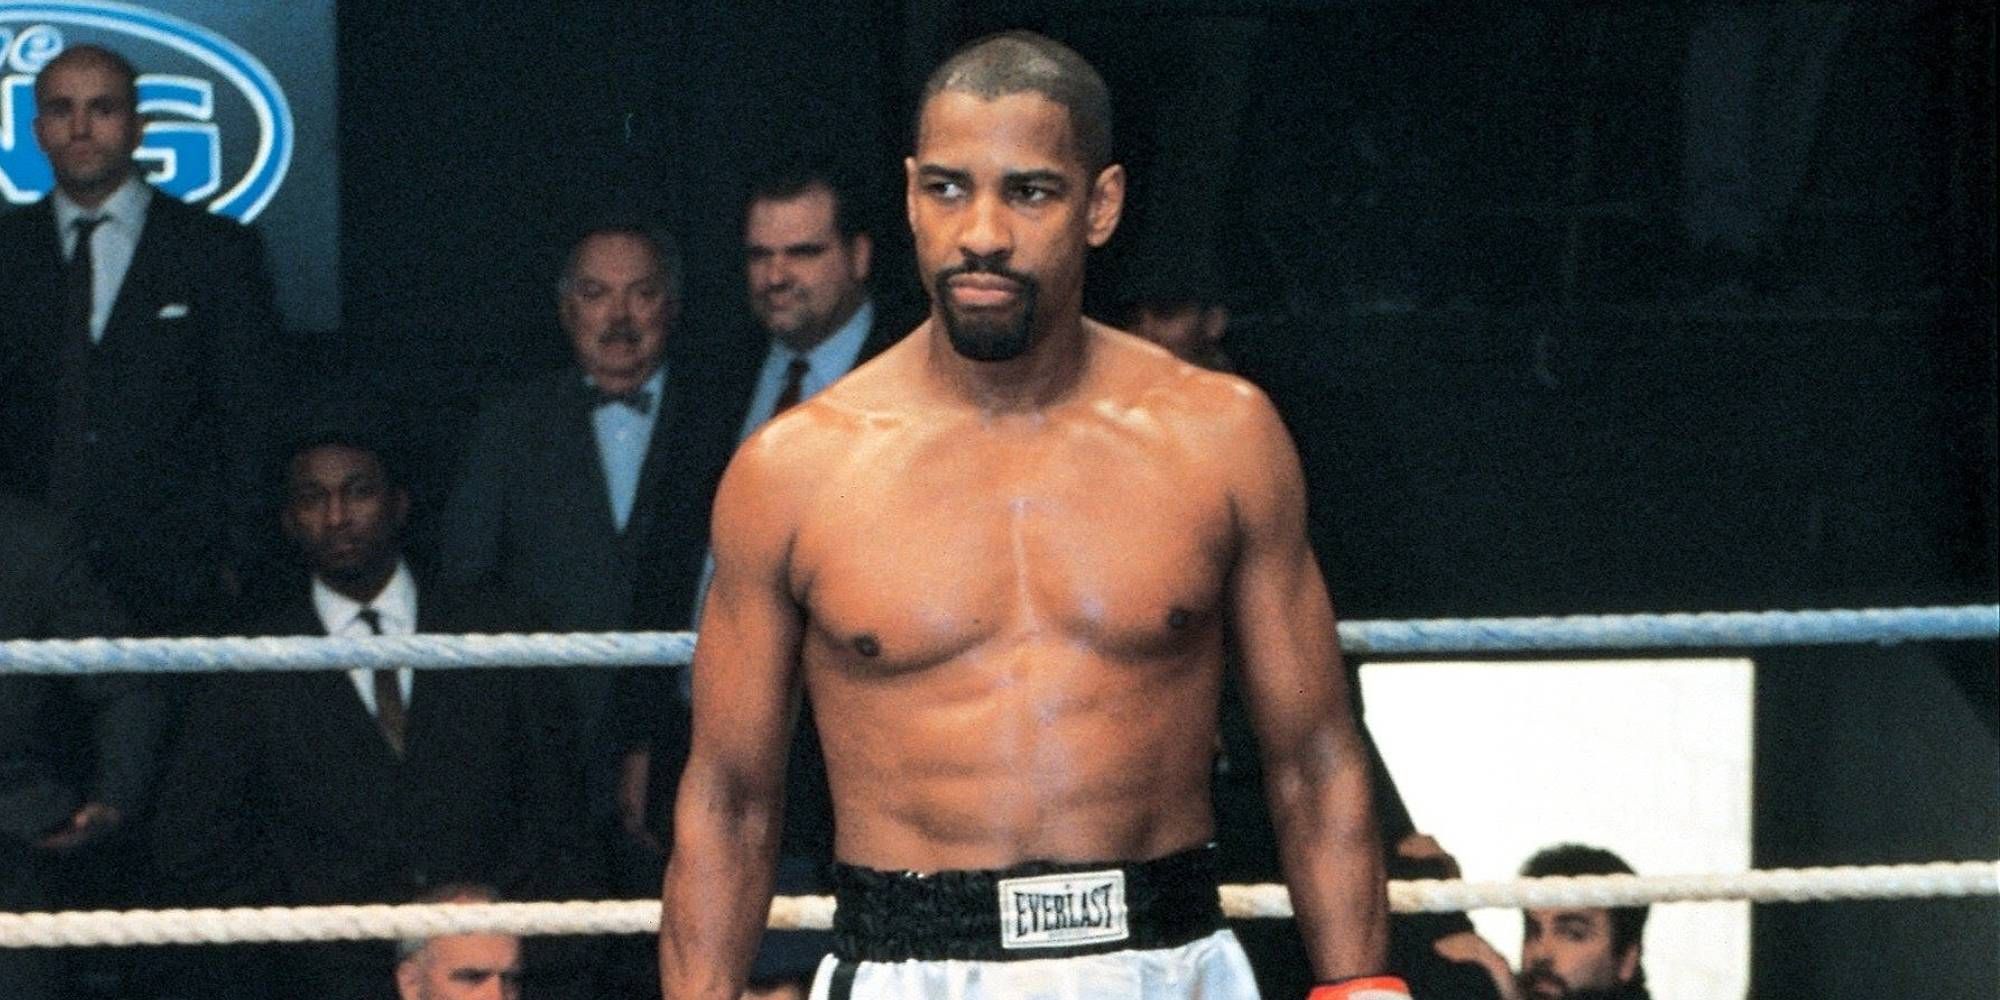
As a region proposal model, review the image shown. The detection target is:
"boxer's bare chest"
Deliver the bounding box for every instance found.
[792,408,1235,674]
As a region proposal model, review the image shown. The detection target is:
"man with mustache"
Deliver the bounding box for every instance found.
[1516,845,1651,1000]
[440,224,721,900]
[660,31,1402,1000]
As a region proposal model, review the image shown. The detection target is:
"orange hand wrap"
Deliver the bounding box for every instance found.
[1306,976,1414,1000]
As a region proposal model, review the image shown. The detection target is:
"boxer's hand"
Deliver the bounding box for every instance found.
[36,802,121,852]
[1307,975,1413,1000]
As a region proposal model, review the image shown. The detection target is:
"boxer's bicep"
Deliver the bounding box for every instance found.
[1224,390,1353,775]
[687,440,808,805]
[662,443,808,997]
[1221,392,1389,979]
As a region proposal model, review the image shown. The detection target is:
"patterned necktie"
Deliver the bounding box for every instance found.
[773,356,810,415]
[355,608,406,756]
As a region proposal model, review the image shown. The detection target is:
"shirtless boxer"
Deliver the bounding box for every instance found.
[660,31,1405,1000]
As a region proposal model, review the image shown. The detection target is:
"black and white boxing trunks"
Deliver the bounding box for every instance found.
[807,844,1261,999]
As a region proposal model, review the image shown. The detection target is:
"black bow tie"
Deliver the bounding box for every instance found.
[594,387,654,414]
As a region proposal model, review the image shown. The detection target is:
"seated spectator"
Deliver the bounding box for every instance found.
[151,425,600,1000]
[394,883,522,1000]
[1,494,160,1000]
[1516,843,1650,1000]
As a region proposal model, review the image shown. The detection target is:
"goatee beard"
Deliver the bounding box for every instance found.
[934,255,1038,362]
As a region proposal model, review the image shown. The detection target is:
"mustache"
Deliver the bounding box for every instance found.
[1519,969,1568,994]
[934,252,1036,292]
[598,324,640,346]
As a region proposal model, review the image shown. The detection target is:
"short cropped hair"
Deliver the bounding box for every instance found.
[747,154,868,241]
[35,44,140,113]
[558,222,683,302]
[1521,843,1649,957]
[277,419,408,497]
[919,30,1113,174]
[395,882,504,962]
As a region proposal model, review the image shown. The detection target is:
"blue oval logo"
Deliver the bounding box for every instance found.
[0,0,293,221]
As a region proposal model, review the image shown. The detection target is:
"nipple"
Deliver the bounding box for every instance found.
[853,634,882,658]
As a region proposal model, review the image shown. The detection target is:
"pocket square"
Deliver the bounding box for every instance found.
[156,302,190,319]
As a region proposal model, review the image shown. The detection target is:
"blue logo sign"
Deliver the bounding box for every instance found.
[0,1,293,220]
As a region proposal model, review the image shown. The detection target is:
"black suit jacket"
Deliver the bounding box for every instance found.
[0,189,278,632]
[0,495,156,850]
[437,363,718,634]
[434,362,727,828]
[149,577,595,909]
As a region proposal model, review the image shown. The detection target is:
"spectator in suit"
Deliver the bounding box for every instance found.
[393,883,523,1000]
[0,494,162,1000]
[152,429,597,1000]
[721,155,909,445]
[436,223,714,874]
[0,44,279,634]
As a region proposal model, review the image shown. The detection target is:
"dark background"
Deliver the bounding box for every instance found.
[317,2,1995,996]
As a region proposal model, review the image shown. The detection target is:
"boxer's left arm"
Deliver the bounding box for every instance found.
[660,438,806,1000]
[1220,384,1391,984]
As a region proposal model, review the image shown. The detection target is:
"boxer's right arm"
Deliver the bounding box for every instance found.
[660,439,807,1000]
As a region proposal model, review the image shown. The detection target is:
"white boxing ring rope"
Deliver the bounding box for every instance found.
[3,605,1995,676]
[2,862,1997,948]
[1,604,1994,949]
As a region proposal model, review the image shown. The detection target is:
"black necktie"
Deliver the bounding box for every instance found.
[595,386,655,414]
[47,217,106,507]
[773,357,810,415]
[64,216,104,347]
[355,608,406,756]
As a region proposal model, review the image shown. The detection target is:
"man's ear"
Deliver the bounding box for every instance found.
[388,486,411,534]
[279,500,303,545]
[1085,163,1125,248]
[1198,304,1230,345]
[903,156,920,232]
[394,957,422,1000]
[1616,941,1641,983]
[849,231,874,283]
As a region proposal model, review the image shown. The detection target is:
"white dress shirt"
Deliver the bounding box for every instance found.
[311,561,418,715]
[588,365,667,531]
[52,176,152,345]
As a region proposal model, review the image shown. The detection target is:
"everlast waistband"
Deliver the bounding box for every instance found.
[829,844,1224,963]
